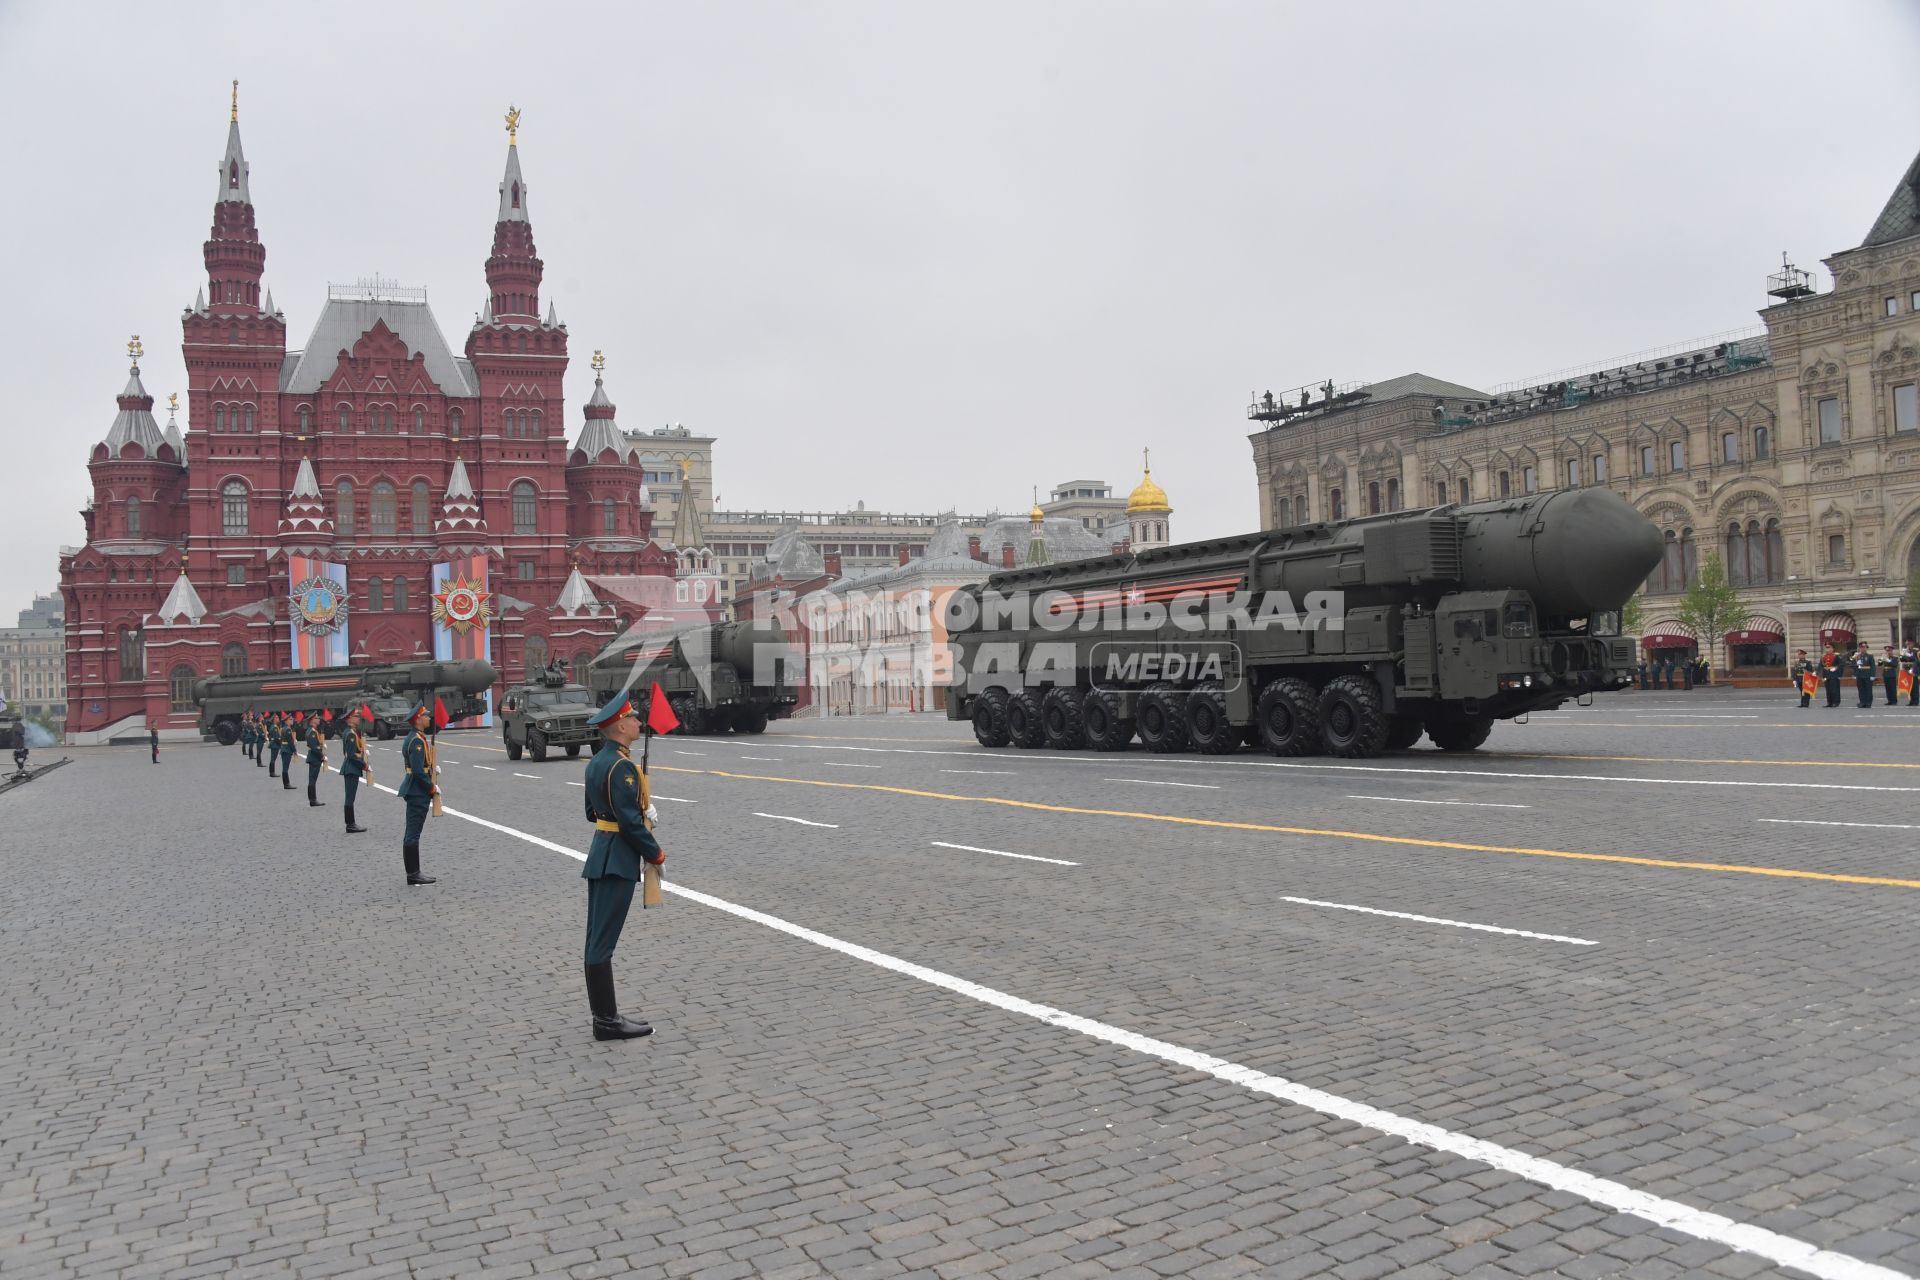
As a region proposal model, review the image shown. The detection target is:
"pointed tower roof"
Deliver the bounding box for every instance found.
[290,455,321,498]
[435,458,486,536]
[157,566,209,625]
[162,393,186,463]
[278,457,333,540]
[670,459,707,550]
[497,115,529,223]
[1862,148,1920,248]
[556,564,602,616]
[570,351,638,464]
[99,340,168,460]
[217,110,251,205]
[446,456,474,500]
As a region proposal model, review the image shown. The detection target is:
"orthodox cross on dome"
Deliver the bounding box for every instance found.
[230,79,239,123]
[591,349,605,375]
[504,104,521,146]
[127,335,143,368]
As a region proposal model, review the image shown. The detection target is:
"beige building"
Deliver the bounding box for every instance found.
[625,422,715,540]
[1,595,67,729]
[1250,148,1920,679]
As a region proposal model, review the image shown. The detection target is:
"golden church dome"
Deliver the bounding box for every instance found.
[1126,450,1170,514]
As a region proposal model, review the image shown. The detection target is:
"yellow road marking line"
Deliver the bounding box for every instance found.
[648,765,1920,891]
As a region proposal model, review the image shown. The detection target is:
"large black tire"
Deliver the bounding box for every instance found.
[738,705,769,735]
[973,688,1011,747]
[1006,689,1047,749]
[1083,689,1134,752]
[1253,678,1319,756]
[375,721,394,741]
[213,720,239,746]
[1426,716,1495,752]
[1040,687,1087,749]
[504,731,523,761]
[1384,715,1424,752]
[1185,681,1239,755]
[529,729,549,763]
[566,743,582,759]
[1136,682,1191,753]
[682,704,711,735]
[1318,674,1390,758]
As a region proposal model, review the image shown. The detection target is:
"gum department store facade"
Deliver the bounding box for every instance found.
[59,99,722,743]
[1251,148,1920,681]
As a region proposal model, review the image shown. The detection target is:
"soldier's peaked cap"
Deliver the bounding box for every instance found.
[409,703,431,720]
[586,695,635,728]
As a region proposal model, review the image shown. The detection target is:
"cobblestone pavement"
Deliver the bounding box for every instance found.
[5,687,1920,1278]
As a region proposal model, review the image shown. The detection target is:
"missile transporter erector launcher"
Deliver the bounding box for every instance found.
[193,659,498,743]
[943,488,1662,758]
[588,618,803,734]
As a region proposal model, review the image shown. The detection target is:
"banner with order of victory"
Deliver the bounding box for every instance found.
[287,556,351,669]
[431,554,494,728]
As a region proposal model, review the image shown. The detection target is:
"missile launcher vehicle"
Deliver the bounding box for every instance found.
[588,618,803,734]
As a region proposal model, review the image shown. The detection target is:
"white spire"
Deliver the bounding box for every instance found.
[556,565,601,616]
[497,141,529,223]
[218,117,251,204]
[263,287,276,316]
[445,457,474,500]
[544,299,558,328]
[157,568,208,625]
[290,456,320,498]
[193,285,206,314]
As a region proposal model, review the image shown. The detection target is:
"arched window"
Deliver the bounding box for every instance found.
[412,481,430,533]
[338,404,350,432]
[336,481,354,537]
[603,497,617,535]
[221,642,247,676]
[524,634,548,674]
[449,408,462,439]
[298,406,311,435]
[126,496,141,538]
[1721,432,1737,463]
[392,577,407,611]
[243,404,255,433]
[530,410,543,437]
[1670,439,1687,471]
[1498,471,1511,497]
[221,480,248,536]
[1386,478,1400,511]
[511,481,537,533]
[1659,530,1680,593]
[1328,488,1343,522]
[1293,495,1307,525]
[1458,478,1471,504]
[1753,425,1770,459]
[368,577,384,611]
[384,407,395,434]
[1567,459,1581,488]
[1681,527,1697,587]
[117,626,144,681]
[1765,519,1784,584]
[370,481,397,537]
[1726,522,1749,585]
[1640,444,1655,476]
[1367,482,1381,515]
[413,406,425,434]
[169,663,197,712]
[214,404,226,433]
[1523,466,1536,494]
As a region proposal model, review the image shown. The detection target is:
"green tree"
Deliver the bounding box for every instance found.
[1676,554,1747,677]
[1621,593,1645,641]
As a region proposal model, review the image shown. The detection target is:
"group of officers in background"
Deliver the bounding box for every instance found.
[234,705,439,885]
[1790,642,1920,709]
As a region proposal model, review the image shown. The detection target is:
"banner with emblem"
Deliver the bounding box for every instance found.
[287,556,351,669]
[431,554,494,728]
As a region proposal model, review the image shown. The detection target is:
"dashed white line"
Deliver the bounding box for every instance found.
[405,793,1896,1280]
[471,764,496,771]
[513,772,540,779]
[822,762,881,768]
[565,781,585,788]
[1759,818,1920,831]
[941,769,1016,775]
[1346,794,1531,810]
[739,756,783,762]
[673,751,708,757]
[653,795,696,803]
[1278,896,1597,946]
[751,812,838,828]
[1103,777,1220,789]
[930,841,1078,866]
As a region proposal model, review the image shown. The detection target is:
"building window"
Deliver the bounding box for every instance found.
[1328,488,1343,521]
[299,406,310,434]
[1818,396,1842,444]
[117,626,144,681]
[1457,478,1470,504]
[1754,425,1770,458]
[1293,495,1308,525]
[1592,453,1607,482]
[1640,444,1655,476]
[516,559,535,581]
[125,496,141,537]
[221,480,248,536]
[214,404,225,433]
[603,497,617,534]
[1765,518,1784,582]
[1669,439,1686,471]
[1498,471,1511,497]
[1828,532,1846,565]
[244,404,255,433]
[336,481,354,537]
[1894,384,1918,434]
[221,643,247,676]
[1522,466,1536,494]
[368,577,384,611]
[511,481,537,533]
[1386,478,1399,511]
[412,481,430,533]
[1722,432,1738,463]
[170,664,197,712]
[392,578,407,611]
[1566,459,1580,488]
[449,408,462,439]
[226,563,245,586]
[1888,297,1900,317]
[531,410,543,437]
[413,406,425,434]
[371,481,397,537]
[524,635,548,673]
[1727,523,1749,585]
[1367,482,1381,515]
[338,404,350,432]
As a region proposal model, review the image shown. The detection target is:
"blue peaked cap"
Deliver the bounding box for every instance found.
[586,694,635,728]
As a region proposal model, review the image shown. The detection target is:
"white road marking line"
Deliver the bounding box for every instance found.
[739,756,783,762]
[653,795,696,803]
[1104,777,1220,789]
[752,812,838,828]
[565,781,585,788]
[673,751,708,757]
[941,769,1017,775]
[822,762,882,768]
[471,765,496,771]
[1630,714,1761,720]
[513,772,540,779]
[399,791,1900,1280]
[1279,896,1597,945]
[1759,818,1920,831]
[1346,794,1531,810]
[930,841,1079,866]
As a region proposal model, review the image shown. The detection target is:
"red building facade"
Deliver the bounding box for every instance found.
[60,101,698,742]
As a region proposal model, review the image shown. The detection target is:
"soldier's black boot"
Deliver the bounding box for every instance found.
[586,962,652,1041]
[267,757,276,777]
[308,783,321,807]
[404,843,436,886]
[282,769,294,790]
[345,805,367,834]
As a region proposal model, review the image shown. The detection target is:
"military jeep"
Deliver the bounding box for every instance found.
[501,666,597,761]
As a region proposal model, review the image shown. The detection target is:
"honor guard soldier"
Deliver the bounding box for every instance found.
[1853,643,1877,709]
[580,695,663,1042]
[1791,650,1816,708]
[266,714,280,777]
[279,715,298,788]
[251,713,264,765]
[339,707,370,834]
[1822,648,1844,708]
[1884,645,1902,706]
[1905,641,1920,707]
[305,713,327,807]
[240,714,252,761]
[396,705,438,885]
[148,719,160,764]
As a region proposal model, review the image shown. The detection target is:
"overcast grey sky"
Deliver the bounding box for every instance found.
[3,0,1916,618]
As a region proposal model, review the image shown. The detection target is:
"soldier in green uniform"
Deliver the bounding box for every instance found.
[279,714,298,789]
[1853,643,1877,709]
[339,707,370,834]
[248,713,262,764]
[305,712,327,807]
[1790,649,1816,708]
[396,704,438,886]
[579,694,663,1041]
[1906,641,1920,707]
[240,713,252,760]
[148,719,160,764]
[265,713,280,776]
[1884,645,1901,706]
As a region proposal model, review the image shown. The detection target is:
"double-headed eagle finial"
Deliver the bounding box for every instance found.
[505,105,521,146]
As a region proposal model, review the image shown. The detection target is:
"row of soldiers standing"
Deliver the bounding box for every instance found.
[235,706,438,884]
[1789,643,1920,708]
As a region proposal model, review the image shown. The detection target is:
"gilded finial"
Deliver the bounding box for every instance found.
[168,392,179,414]
[230,80,239,124]
[591,349,606,376]
[505,104,521,146]
[127,335,143,367]
[1142,446,1151,475]
[678,458,691,479]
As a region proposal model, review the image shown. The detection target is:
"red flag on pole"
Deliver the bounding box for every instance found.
[322,708,333,721]
[645,681,680,735]
[295,711,305,722]
[359,703,374,721]
[433,696,451,730]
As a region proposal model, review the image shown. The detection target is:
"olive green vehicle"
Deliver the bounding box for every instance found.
[194,659,498,744]
[588,619,802,734]
[945,489,1663,758]
[501,665,598,760]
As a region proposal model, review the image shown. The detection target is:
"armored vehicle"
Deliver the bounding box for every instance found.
[194,659,498,744]
[501,664,598,760]
[944,488,1661,758]
[589,618,803,734]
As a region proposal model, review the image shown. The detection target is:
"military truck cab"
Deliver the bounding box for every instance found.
[501,668,596,761]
